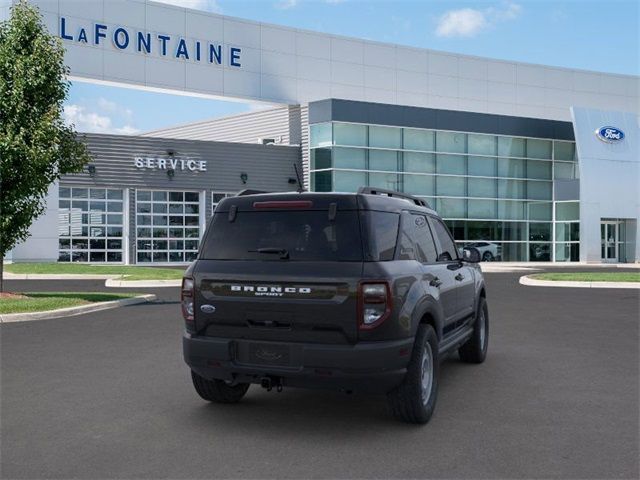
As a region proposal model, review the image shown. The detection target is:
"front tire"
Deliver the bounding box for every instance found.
[459,297,489,363]
[482,251,494,262]
[191,371,250,403]
[387,324,439,424]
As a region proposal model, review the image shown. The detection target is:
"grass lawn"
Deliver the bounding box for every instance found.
[0,292,140,315]
[531,272,640,283]
[5,263,184,281]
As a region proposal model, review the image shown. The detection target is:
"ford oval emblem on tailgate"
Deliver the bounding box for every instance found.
[200,304,216,314]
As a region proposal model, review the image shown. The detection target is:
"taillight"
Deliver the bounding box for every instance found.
[358,282,392,330]
[181,277,195,329]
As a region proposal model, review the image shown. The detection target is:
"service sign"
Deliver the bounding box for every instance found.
[595,126,625,143]
[134,156,207,172]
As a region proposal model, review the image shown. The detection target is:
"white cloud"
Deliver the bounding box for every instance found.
[153,0,221,14]
[435,2,522,38]
[275,0,298,9]
[64,104,139,135]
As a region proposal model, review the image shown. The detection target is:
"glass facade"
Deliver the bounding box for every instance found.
[135,190,200,263]
[309,122,580,261]
[58,187,124,262]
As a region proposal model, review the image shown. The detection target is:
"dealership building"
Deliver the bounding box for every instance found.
[3,0,639,264]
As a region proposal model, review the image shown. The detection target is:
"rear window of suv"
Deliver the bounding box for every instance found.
[201,210,363,261]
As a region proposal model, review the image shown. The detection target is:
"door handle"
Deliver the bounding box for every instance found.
[455,273,464,281]
[429,277,442,288]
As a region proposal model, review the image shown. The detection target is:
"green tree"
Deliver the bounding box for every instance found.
[0,1,90,292]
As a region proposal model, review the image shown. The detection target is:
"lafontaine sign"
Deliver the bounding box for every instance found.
[134,157,207,172]
[595,126,625,143]
[60,18,242,68]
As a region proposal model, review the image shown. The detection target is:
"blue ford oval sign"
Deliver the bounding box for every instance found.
[595,126,625,143]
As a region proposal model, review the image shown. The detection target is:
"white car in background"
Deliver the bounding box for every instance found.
[465,242,502,262]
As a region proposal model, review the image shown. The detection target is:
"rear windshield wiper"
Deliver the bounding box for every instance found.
[248,247,290,260]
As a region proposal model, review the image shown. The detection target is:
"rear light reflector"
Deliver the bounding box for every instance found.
[358,282,392,330]
[181,277,195,329]
[253,200,313,209]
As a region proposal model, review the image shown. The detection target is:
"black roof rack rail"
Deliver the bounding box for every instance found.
[236,189,269,196]
[357,187,430,208]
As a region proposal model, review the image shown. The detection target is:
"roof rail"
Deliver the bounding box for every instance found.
[357,187,430,208]
[236,189,269,196]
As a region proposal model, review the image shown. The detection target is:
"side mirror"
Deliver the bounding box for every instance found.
[462,247,481,263]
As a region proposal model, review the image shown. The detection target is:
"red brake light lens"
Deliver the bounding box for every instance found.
[358,282,392,330]
[181,277,195,328]
[253,200,313,209]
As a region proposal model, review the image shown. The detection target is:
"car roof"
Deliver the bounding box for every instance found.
[214,191,439,216]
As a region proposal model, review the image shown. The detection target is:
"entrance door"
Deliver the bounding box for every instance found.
[601,221,618,262]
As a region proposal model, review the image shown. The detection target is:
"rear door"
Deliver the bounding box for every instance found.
[193,204,363,345]
[399,212,458,324]
[428,216,476,322]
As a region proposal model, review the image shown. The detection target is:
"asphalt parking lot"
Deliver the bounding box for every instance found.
[1,269,638,479]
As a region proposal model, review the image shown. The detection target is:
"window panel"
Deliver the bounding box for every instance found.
[436,131,466,153]
[555,222,580,242]
[468,200,496,219]
[311,148,332,170]
[556,202,579,221]
[334,123,367,147]
[403,128,434,151]
[554,141,576,161]
[369,125,402,149]
[554,162,577,180]
[59,188,124,263]
[498,158,526,178]
[498,179,526,199]
[527,181,552,200]
[468,134,497,156]
[437,198,466,218]
[369,172,400,191]
[403,174,434,196]
[369,150,398,171]
[529,223,552,241]
[436,154,466,175]
[436,176,466,196]
[526,138,552,159]
[312,171,332,192]
[334,147,366,169]
[498,136,525,157]
[527,202,552,221]
[468,156,496,177]
[310,122,332,147]
[468,178,496,198]
[334,170,366,193]
[404,152,435,173]
[498,200,524,220]
[527,160,552,180]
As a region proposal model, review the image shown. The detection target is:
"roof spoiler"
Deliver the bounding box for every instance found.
[236,189,269,196]
[357,187,430,208]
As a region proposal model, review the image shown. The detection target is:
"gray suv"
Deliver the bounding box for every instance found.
[182,187,489,424]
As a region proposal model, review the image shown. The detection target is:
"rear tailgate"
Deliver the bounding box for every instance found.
[193,261,362,344]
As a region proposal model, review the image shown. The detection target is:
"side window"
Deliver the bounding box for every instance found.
[429,217,458,262]
[397,213,438,263]
[364,211,399,261]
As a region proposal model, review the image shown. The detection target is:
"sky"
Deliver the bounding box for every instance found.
[63,0,639,135]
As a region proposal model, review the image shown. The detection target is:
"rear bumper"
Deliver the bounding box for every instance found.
[183,334,414,393]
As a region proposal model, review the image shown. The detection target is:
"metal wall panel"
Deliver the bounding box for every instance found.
[143,105,302,145]
[61,133,302,193]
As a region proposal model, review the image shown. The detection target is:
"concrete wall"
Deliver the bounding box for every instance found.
[21,0,640,122]
[571,107,640,262]
[10,183,60,262]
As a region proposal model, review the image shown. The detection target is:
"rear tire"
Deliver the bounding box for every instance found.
[387,324,439,424]
[482,251,494,262]
[191,371,250,403]
[459,297,489,363]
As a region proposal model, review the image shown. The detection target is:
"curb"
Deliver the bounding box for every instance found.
[519,275,640,289]
[0,294,157,324]
[105,278,181,288]
[3,273,181,288]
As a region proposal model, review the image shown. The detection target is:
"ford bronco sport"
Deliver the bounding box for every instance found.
[182,187,488,424]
